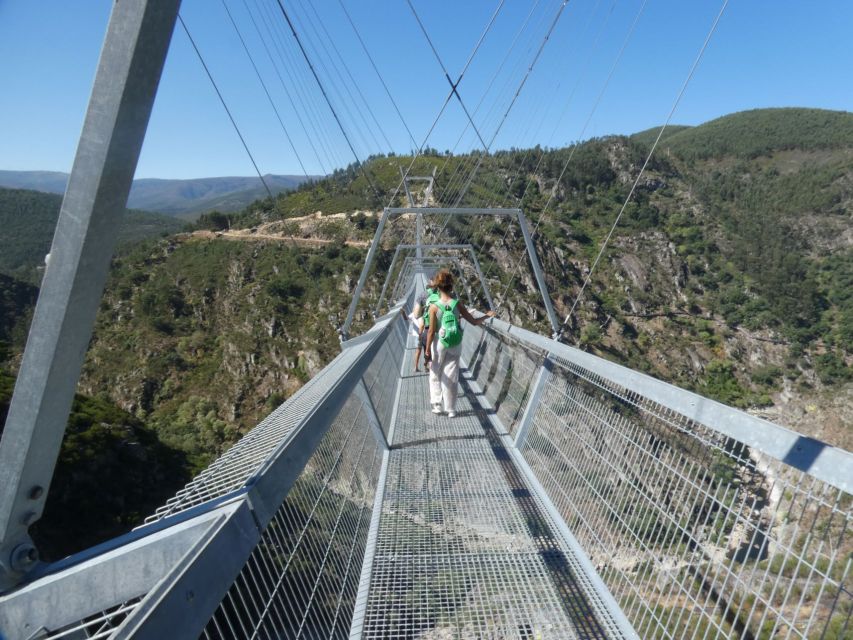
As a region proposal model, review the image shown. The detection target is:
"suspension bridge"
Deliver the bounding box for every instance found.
[0,1,851,638]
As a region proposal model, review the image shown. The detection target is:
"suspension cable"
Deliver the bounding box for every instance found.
[290,0,386,155]
[273,0,382,198]
[556,0,729,341]
[405,0,498,152]
[379,0,508,213]
[244,0,330,174]
[335,0,419,150]
[449,0,570,208]
[178,14,272,199]
[220,0,310,180]
[481,0,620,281]
[490,0,647,303]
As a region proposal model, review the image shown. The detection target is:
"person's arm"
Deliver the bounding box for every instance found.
[458,301,495,326]
[425,305,438,359]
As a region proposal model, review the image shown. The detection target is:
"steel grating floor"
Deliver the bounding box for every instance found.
[360,343,614,639]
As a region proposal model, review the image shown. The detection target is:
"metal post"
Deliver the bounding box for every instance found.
[374,245,402,317]
[451,258,474,305]
[353,381,389,451]
[400,166,414,208]
[0,0,181,591]
[467,246,494,310]
[516,210,560,336]
[416,213,423,262]
[513,356,552,448]
[342,208,390,340]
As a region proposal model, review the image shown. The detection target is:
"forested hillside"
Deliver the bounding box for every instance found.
[0,187,183,284]
[1,107,850,558]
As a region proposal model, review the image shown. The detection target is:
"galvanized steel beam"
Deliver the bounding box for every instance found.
[342,208,391,339]
[488,317,853,493]
[516,210,560,336]
[0,0,181,591]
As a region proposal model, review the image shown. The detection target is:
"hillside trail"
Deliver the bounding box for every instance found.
[191,228,369,248]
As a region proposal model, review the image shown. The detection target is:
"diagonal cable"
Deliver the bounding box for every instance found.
[273,0,382,198]
[179,14,272,199]
[555,0,729,341]
[220,0,310,179]
[335,0,419,151]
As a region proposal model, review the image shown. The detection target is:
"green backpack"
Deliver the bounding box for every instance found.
[423,288,440,328]
[438,299,462,348]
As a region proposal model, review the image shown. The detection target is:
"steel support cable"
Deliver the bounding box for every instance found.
[487,0,609,211]
[179,12,330,321]
[429,0,553,239]
[495,0,616,211]
[220,0,310,179]
[342,0,512,340]
[466,0,599,212]
[405,0,509,242]
[405,0,496,153]
[290,0,386,158]
[492,0,651,317]
[244,0,331,174]
[254,0,344,171]
[449,0,571,210]
[256,0,353,171]
[481,0,617,282]
[300,0,397,155]
[437,0,566,213]
[432,0,570,255]
[413,0,518,209]
[273,0,382,199]
[335,0,418,151]
[178,15,273,200]
[286,0,380,162]
[377,0,507,213]
[556,0,729,342]
[495,0,729,339]
[486,0,641,288]
[436,0,555,208]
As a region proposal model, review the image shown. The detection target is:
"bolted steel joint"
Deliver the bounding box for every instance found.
[10,543,39,573]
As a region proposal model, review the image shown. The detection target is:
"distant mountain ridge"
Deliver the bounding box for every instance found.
[0,171,319,218]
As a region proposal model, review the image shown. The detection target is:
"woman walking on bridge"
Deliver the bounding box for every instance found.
[424,269,494,417]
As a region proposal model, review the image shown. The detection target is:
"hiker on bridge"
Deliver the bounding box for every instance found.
[424,269,494,417]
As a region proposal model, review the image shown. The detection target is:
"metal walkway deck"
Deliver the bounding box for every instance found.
[359,340,614,638]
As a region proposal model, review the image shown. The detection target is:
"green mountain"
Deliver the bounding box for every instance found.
[0,186,184,284]
[0,371,188,561]
[0,171,319,217]
[1,107,850,558]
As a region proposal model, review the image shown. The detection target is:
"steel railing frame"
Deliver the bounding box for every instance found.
[0,0,183,591]
[375,243,494,316]
[341,207,559,339]
[0,297,412,639]
[461,316,853,638]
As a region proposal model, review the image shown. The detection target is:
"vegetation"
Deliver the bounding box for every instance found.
[0,370,188,560]
[0,186,183,284]
[0,106,850,560]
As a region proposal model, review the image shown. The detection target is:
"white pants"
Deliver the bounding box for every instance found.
[429,339,461,412]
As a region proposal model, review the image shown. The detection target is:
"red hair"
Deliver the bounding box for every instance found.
[433,269,454,293]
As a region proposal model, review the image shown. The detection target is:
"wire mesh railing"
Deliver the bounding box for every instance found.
[201,394,384,639]
[3,286,851,640]
[469,318,852,640]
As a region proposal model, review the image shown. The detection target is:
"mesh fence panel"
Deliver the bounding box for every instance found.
[519,354,852,639]
[362,311,407,438]
[42,599,143,640]
[201,394,383,640]
[462,326,545,438]
[145,336,379,522]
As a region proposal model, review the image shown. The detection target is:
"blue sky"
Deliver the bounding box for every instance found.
[1,0,850,179]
